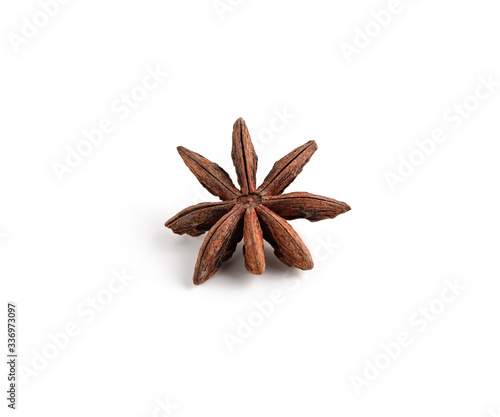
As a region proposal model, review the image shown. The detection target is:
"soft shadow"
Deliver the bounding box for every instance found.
[150,205,203,289]
[209,241,300,288]
[154,230,203,289]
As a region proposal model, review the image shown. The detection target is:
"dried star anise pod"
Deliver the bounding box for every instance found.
[165,118,351,285]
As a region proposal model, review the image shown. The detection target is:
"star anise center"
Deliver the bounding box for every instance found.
[236,193,262,208]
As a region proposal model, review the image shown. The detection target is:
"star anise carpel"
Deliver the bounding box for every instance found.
[165,117,351,285]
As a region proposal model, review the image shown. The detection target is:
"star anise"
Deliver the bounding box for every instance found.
[165,118,350,285]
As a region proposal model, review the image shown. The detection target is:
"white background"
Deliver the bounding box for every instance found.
[1,0,500,416]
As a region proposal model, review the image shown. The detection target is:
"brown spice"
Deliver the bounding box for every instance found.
[165,118,351,285]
